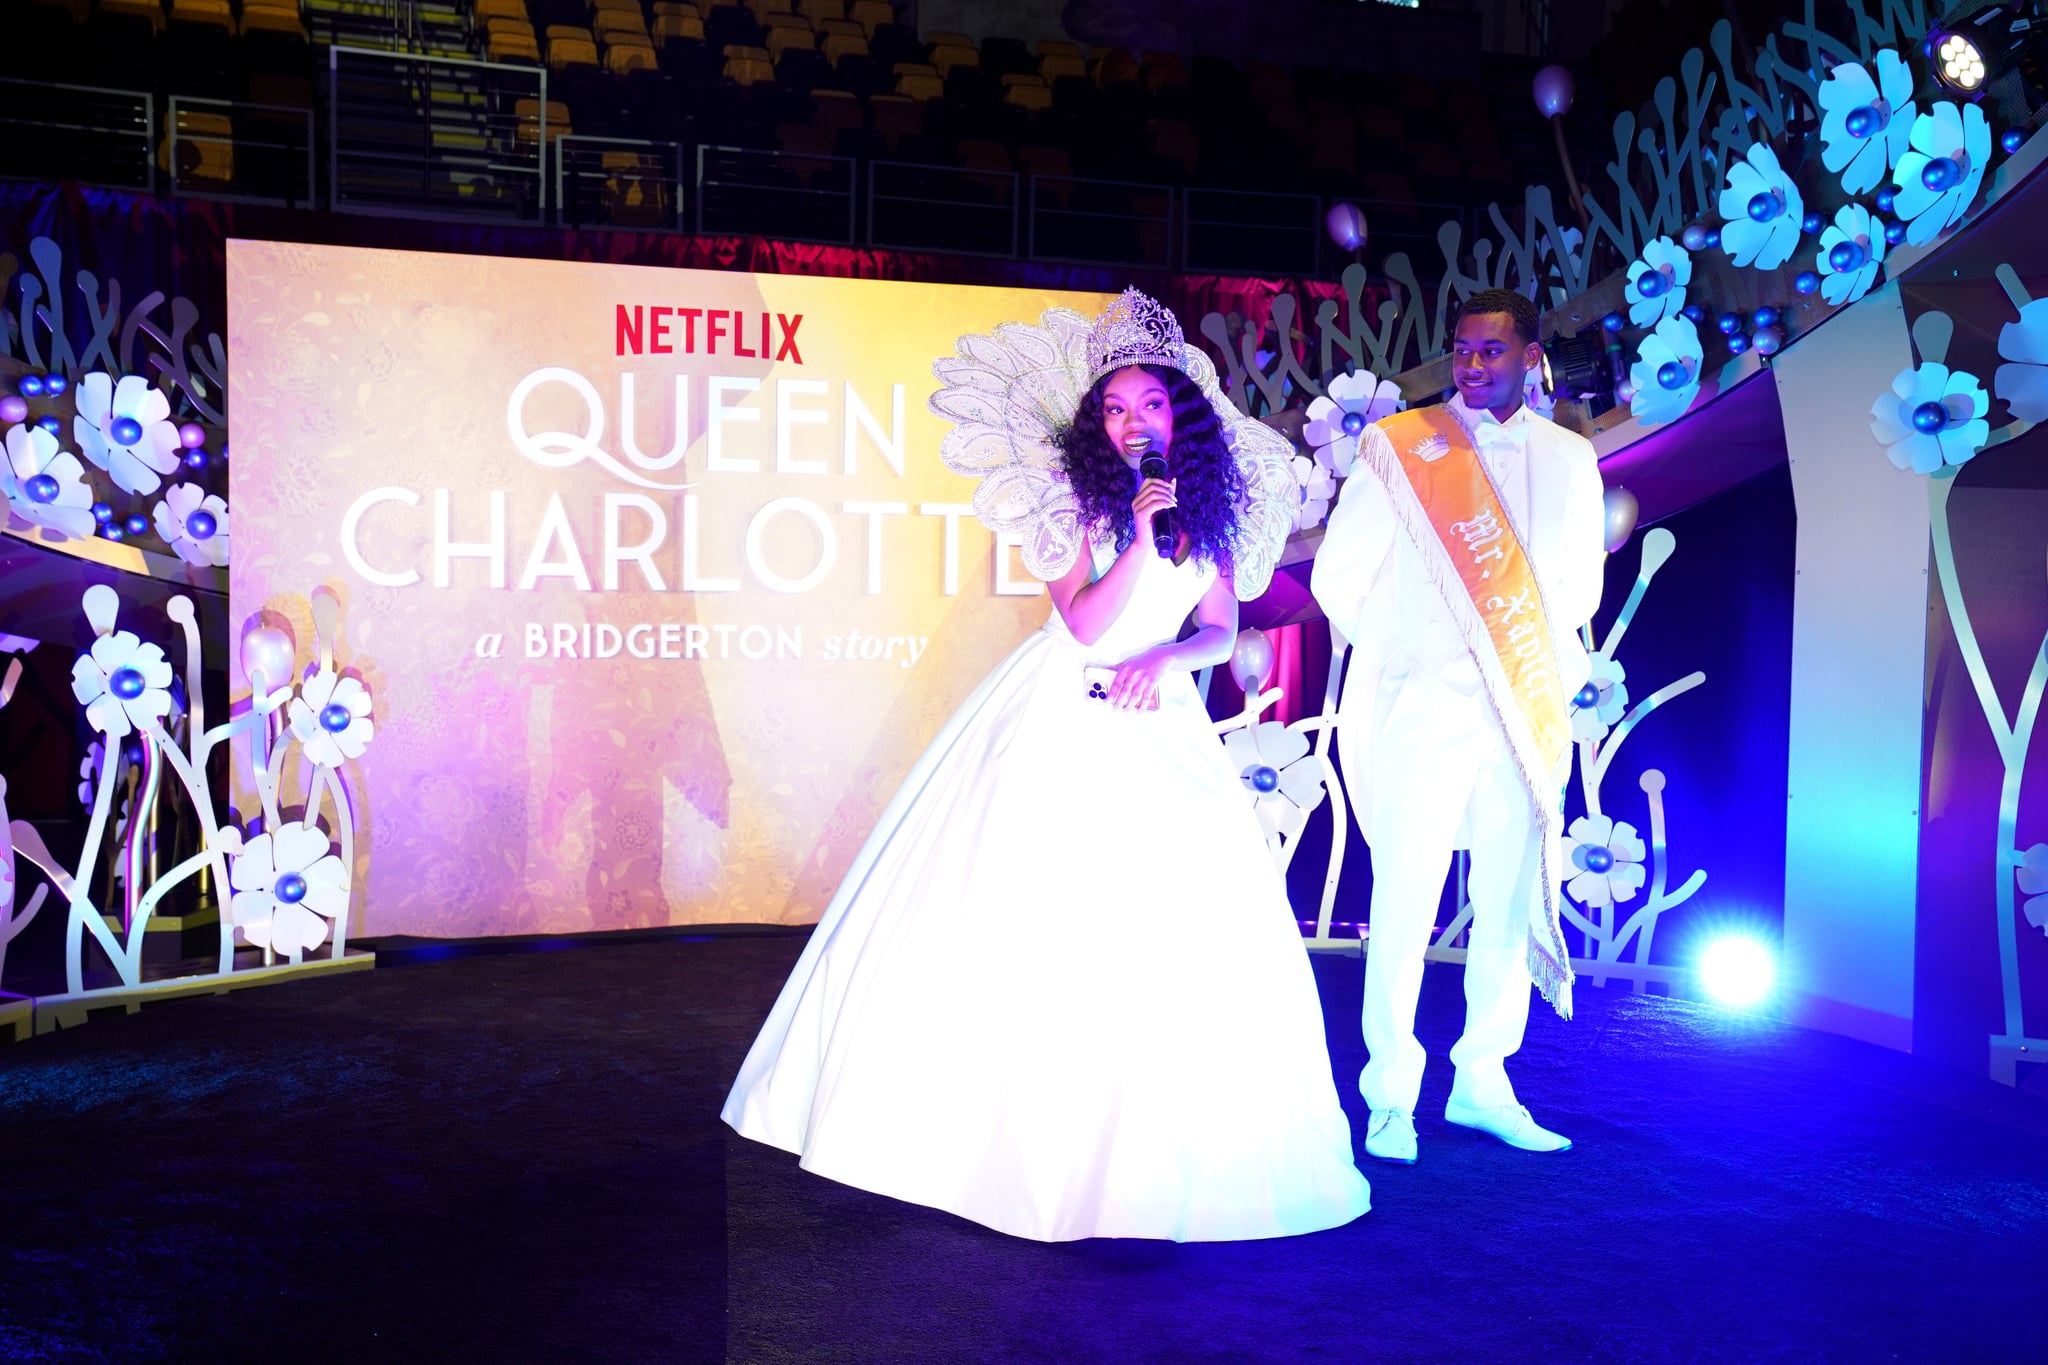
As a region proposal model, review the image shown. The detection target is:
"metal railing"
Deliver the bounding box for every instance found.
[0,79,154,193]
[867,160,1019,257]
[556,135,684,231]
[167,97,316,208]
[1027,175,1175,268]
[1184,187,1322,276]
[694,145,856,244]
[328,46,546,220]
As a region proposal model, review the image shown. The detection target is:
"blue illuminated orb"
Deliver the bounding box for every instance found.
[104,525,125,542]
[1635,268,1669,299]
[1746,191,1783,222]
[36,415,60,435]
[1247,765,1280,793]
[1680,223,1710,251]
[24,473,60,504]
[1752,306,1780,329]
[91,502,114,524]
[43,374,67,396]
[1844,103,1887,139]
[1583,845,1616,873]
[1884,218,1908,245]
[124,514,148,537]
[1699,935,1776,1008]
[273,872,309,904]
[1657,360,1689,390]
[1920,156,1963,192]
[1727,333,1751,355]
[17,374,44,398]
[1680,303,1707,324]
[1601,311,1626,333]
[1340,411,1366,435]
[1829,240,1868,272]
[1717,311,1744,336]
[1703,228,1721,248]
[110,416,144,446]
[187,509,218,540]
[184,449,208,470]
[110,666,147,700]
[1800,211,1824,235]
[2004,128,2027,154]
[1794,271,1820,295]
[1875,186,1898,213]
[1572,683,1599,709]
[320,701,353,733]
[1752,326,1784,356]
[1912,400,1950,433]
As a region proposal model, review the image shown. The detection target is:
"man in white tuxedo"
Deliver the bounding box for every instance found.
[1311,289,1607,1163]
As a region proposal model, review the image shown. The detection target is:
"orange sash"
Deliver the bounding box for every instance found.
[1366,405,1575,1014]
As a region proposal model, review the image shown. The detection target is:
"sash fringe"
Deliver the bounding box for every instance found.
[1355,420,1576,1020]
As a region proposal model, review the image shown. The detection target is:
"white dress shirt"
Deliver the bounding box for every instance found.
[1310,393,1607,828]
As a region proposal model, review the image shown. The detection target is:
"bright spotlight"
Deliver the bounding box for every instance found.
[1929,4,2048,98]
[1698,936,1776,1009]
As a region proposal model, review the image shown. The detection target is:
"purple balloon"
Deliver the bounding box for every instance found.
[1532,64,1575,119]
[1324,202,1368,252]
[178,422,207,449]
[240,624,297,695]
[0,395,26,424]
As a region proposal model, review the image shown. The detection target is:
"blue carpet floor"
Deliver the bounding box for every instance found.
[3,932,2045,1363]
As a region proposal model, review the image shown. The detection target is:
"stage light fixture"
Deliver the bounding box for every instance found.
[1929,4,2048,99]
[1699,935,1776,1009]
[1543,328,1619,416]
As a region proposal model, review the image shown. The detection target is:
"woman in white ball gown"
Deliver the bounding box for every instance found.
[721,290,1370,1242]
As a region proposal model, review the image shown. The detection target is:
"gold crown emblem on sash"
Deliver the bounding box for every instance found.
[1086,288,1185,380]
[1412,433,1451,463]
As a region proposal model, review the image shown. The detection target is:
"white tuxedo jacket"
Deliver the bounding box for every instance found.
[1310,394,1607,843]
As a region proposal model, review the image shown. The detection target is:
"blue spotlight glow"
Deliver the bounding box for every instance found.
[1699,935,1776,1009]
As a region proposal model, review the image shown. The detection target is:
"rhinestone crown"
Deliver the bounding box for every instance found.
[1085,288,1185,380]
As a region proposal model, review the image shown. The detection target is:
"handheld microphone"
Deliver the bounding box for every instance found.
[1138,452,1174,558]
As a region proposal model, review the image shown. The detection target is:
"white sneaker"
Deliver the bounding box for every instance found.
[1363,1108,1418,1164]
[1443,1099,1572,1153]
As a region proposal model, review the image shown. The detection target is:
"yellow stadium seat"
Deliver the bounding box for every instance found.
[926,30,971,49]
[548,35,600,70]
[594,12,650,43]
[798,0,842,24]
[723,45,776,84]
[766,26,815,60]
[513,98,572,144]
[169,0,234,34]
[488,32,542,63]
[591,0,642,15]
[99,0,164,31]
[1039,53,1084,83]
[928,44,976,77]
[1003,82,1051,111]
[473,0,526,21]
[848,0,890,37]
[162,110,233,186]
[745,0,792,18]
[606,41,659,74]
[896,73,942,100]
[760,10,807,29]
[240,4,306,38]
[653,2,701,19]
[653,13,704,42]
[820,31,865,64]
[1093,49,1141,86]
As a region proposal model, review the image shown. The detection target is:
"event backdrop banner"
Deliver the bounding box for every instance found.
[228,240,1114,936]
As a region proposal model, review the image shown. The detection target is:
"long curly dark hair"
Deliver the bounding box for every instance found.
[1055,364,1246,576]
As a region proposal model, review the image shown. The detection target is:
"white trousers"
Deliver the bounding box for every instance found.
[1354,688,1546,1116]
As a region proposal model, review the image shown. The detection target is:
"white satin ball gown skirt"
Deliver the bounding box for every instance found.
[721,553,1370,1242]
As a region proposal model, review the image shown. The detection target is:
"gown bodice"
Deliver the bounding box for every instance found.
[1037,538,1218,662]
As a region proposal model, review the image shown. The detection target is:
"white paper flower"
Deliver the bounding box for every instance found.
[1222,721,1327,842]
[1995,294,2048,424]
[1816,204,1887,307]
[1818,49,1916,195]
[151,482,230,567]
[1571,653,1630,743]
[286,670,374,767]
[1560,814,1647,909]
[1624,236,1692,328]
[1891,102,1991,247]
[229,821,349,956]
[1303,370,1404,475]
[1717,143,1805,271]
[1870,363,1989,474]
[1288,454,1337,532]
[2020,843,2048,933]
[1627,316,1703,428]
[72,372,182,496]
[2,423,97,540]
[70,630,174,739]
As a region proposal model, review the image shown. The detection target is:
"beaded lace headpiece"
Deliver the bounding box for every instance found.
[1085,288,1186,381]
